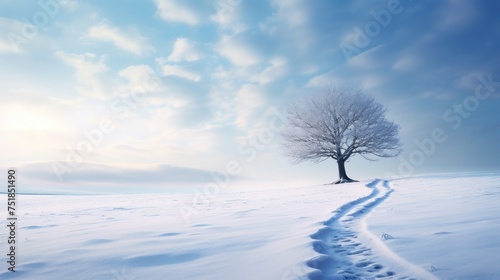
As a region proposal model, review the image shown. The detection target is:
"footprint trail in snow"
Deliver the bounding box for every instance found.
[306,179,436,280]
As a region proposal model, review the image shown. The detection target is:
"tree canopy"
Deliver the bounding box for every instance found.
[281,86,401,183]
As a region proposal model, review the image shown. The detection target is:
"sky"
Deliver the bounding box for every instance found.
[1,0,499,193]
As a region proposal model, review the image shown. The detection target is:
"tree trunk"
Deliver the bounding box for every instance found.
[334,159,357,184]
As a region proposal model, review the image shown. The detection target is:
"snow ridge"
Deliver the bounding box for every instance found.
[306,180,436,280]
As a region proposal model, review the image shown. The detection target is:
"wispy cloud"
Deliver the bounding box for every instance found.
[235,84,265,128]
[156,59,201,82]
[167,38,203,62]
[59,0,78,10]
[438,0,477,31]
[392,56,417,71]
[211,0,246,33]
[260,0,314,53]
[0,17,48,53]
[0,17,23,53]
[154,0,200,25]
[118,64,162,93]
[361,75,386,90]
[250,57,288,84]
[216,34,263,67]
[55,51,108,99]
[269,0,309,28]
[347,45,385,69]
[86,22,152,55]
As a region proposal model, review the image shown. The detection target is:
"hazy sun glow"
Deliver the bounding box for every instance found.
[2,106,65,132]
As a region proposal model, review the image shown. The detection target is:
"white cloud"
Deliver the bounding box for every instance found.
[209,83,266,129]
[156,59,201,82]
[87,22,151,55]
[0,38,14,53]
[56,51,108,99]
[340,27,369,48]
[59,0,78,10]
[392,56,417,71]
[0,17,33,53]
[270,0,309,28]
[362,75,385,90]
[138,108,217,163]
[348,45,385,69]
[209,89,235,124]
[235,84,265,128]
[167,38,202,62]
[260,0,313,52]
[260,0,309,34]
[148,93,189,108]
[0,17,24,53]
[306,71,342,88]
[211,0,246,33]
[250,57,288,84]
[306,71,385,90]
[439,0,477,31]
[154,0,200,25]
[420,89,454,100]
[211,64,262,89]
[118,65,162,93]
[216,35,262,67]
[455,72,484,90]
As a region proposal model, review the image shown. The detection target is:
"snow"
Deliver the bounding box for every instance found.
[367,173,500,280]
[0,182,370,280]
[1,173,499,279]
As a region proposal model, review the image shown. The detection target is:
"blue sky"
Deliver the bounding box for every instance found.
[1,0,499,193]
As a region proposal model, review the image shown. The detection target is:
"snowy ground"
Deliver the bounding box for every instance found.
[367,174,500,280]
[1,173,499,279]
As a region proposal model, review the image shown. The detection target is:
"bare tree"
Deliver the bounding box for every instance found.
[281,86,401,184]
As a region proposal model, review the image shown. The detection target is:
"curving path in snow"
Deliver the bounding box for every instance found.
[306,179,438,280]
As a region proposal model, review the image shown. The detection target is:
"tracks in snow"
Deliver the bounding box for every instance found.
[306,179,424,280]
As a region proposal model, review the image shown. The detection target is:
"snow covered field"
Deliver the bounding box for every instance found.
[367,174,500,280]
[1,173,499,279]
